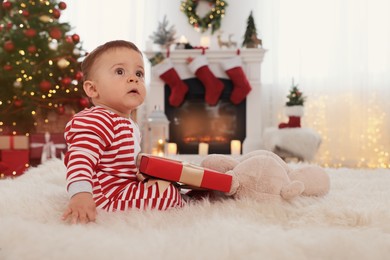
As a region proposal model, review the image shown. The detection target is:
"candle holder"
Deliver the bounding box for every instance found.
[147,107,169,155]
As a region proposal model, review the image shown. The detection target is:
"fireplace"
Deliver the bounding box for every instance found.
[140,49,266,155]
[165,78,246,154]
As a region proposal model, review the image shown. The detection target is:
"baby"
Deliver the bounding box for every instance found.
[62,40,184,224]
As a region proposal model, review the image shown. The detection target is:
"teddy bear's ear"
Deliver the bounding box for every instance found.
[200,154,239,173]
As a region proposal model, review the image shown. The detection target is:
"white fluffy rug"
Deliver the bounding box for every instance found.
[1,159,390,260]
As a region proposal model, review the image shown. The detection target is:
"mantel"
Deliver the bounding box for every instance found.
[138,48,267,155]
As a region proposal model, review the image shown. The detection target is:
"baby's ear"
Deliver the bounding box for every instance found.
[83,80,98,98]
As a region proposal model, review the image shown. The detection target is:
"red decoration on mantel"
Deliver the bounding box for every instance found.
[221,56,252,105]
[154,58,189,107]
[188,55,224,106]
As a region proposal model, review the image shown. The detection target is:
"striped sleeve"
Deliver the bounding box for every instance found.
[64,110,115,192]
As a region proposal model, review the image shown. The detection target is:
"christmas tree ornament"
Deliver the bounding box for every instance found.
[2,1,12,10]
[57,106,65,115]
[3,40,15,52]
[74,71,83,81]
[71,33,80,43]
[57,58,69,68]
[22,10,30,17]
[79,97,90,108]
[3,64,13,71]
[13,80,22,88]
[153,58,189,107]
[39,80,52,92]
[49,27,62,39]
[13,99,23,107]
[58,2,67,10]
[65,35,73,43]
[220,56,252,104]
[48,40,58,50]
[188,55,224,106]
[278,80,306,129]
[24,28,37,38]
[39,15,52,23]
[52,9,61,19]
[27,45,37,54]
[60,77,72,86]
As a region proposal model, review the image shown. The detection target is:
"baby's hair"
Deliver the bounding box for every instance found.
[81,40,142,81]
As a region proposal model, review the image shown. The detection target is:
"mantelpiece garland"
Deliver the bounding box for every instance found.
[180,0,228,34]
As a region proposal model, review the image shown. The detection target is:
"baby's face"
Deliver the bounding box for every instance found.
[87,47,146,117]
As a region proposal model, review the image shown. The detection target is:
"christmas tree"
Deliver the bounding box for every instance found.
[149,15,176,50]
[242,11,261,48]
[285,80,306,106]
[0,0,88,134]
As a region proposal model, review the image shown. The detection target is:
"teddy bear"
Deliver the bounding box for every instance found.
[200,150,330,201]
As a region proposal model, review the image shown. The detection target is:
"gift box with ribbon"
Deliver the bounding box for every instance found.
[137,153,233,193]
[0,135,29,177]
[29,132,67,165]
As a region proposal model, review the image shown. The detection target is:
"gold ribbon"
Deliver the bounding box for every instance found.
[179,162,204,187]
[136,171,172,194]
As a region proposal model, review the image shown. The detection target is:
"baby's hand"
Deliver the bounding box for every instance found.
[62,192,97,224]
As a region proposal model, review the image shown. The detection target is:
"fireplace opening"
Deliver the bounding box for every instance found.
[164,78,246,154]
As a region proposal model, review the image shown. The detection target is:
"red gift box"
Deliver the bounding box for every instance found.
[0,150,29,177]
[137,154,232,192]
[29,132,67,163]
[0,135,30,177]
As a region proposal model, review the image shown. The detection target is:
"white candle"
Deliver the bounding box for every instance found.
[200,35,210,47]
[231,140,241,155]
[198,142,209,156]
[167,143,177,155]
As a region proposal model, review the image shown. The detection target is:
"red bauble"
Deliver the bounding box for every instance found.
[22,10,30,17]
[58,1,67,10]
[57,106,65,115]
[2,1,12,10]
[39,80,52,92]
[27,45,37,54]
[61,77,72,86]
[14,99,23,107]
[72,34,80,43]
[52,9,61,19]
[75,71,83,81]
[24,28,37,38]
[79,97,90,108]
[65,35,73,44]
[4,41,15,52]
[49,27,62,40]
[6,22,12,30]
[3,64,13,71]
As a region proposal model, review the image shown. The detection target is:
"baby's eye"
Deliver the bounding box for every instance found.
[115,68,125,75]
[136,70,144,78]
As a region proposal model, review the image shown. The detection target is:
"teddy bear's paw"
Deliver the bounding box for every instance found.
[280,180,305,200]
[224,170,239,196]
[200,154,239,173]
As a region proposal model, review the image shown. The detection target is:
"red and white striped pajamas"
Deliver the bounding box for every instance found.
[64,106,184,211]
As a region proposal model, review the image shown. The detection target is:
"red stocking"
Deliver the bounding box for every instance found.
[221,56,252,104]
[278,106,304,128]
[154,58,188,107]
[188,56,224,106]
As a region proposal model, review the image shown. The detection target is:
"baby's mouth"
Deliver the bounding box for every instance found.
[128,88,139,94]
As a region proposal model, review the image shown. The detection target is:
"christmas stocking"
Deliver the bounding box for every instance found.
[221,56,252,105]
[188,56,224,106]
[278,106,304,128]
[154,58,188,107]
